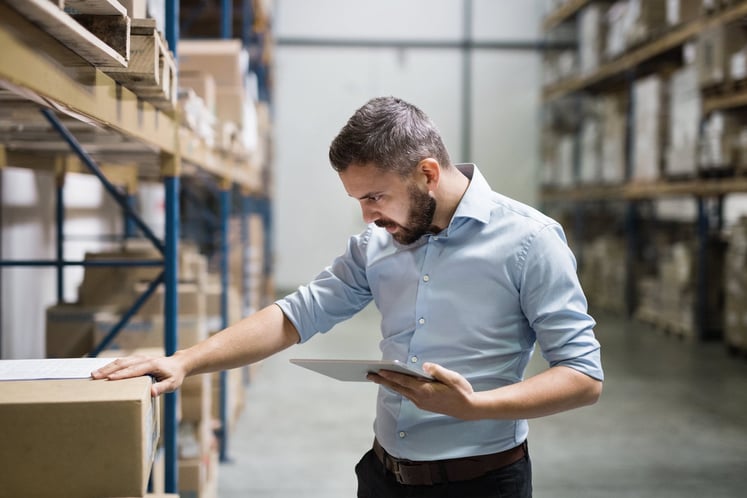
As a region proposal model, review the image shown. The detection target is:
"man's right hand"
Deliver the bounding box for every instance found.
[91,354,188,397]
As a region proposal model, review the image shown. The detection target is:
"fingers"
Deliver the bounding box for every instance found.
[91,356,157,381]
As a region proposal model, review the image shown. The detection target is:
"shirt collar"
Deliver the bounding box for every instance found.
[449,163,493,227]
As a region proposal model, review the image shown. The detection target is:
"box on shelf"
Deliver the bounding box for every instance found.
[579,5,606,74]
[696,23,747,88]
[600,92,628,184]
[77,247,163,310]
[178,39,249,88]
[179,70,217,115]
[0,376,158,498]
[45,303,118,358]
[93,312,208,352]
[632,74,667,181]
[666,0,702,27]
[666,63,701,177]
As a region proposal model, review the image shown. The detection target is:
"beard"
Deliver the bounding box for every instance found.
[376,184,437,245]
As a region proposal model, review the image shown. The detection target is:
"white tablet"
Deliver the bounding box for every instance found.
[289,358,435,382]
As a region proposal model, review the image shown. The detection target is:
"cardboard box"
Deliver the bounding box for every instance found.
[94,313,208,351]
[178,39,249,88]
[0,376,158,498]
[45,303,118,358]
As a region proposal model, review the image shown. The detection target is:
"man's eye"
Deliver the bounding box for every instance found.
[369,195,383,202]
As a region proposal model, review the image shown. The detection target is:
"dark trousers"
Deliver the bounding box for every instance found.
[355,447,532,498]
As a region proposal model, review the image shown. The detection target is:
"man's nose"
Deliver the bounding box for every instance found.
[361,203,379,224]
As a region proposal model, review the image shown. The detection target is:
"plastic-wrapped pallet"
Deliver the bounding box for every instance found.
[666,60,701,178]
[633,74,666,181]
[600,93,628,184]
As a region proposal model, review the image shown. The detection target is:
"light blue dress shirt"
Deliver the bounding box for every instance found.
[276,164,603,461]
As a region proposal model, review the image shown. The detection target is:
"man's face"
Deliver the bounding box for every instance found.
[339,163,437,245]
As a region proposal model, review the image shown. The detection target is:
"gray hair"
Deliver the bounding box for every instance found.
[329,96,452,176]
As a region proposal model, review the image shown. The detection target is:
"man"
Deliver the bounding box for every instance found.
[93,96,603,497]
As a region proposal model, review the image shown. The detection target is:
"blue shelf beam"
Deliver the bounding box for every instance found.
[218,185,231,462]
[163,174,180,494]
[40,109,165,255]
[88,271,166,356]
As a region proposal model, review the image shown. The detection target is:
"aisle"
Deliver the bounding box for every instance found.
[218,307,747,497]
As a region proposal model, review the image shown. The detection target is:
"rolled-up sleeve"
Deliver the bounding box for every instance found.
[519,224,604,381]
[275,230,373,343]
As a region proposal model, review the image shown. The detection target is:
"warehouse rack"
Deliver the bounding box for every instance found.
[0,0,272,493]
[540,0,747,343]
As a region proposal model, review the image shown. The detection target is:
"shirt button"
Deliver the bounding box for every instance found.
[411,356,418,363]
[418,318,425,325]
[432,236,439,241]
[423,275,430,282]
[399,431,407,438]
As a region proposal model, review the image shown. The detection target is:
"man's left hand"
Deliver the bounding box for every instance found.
[367,362,481,420]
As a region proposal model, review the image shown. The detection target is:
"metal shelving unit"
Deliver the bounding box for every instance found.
[540,0,747,341]
[0,0,272,493]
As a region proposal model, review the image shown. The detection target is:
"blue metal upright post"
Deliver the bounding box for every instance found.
[219,185,231,462]
[124,193,138,239]
[165,0,179,57]
[55,175,64,302]
[163,175,180,493]
[218,186,231,459]
[221,0,233,39]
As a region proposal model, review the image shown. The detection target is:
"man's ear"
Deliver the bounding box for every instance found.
[418,158,441,190]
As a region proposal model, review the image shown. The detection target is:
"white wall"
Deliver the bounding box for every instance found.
[272,0,543,290]
[1,168,123,359]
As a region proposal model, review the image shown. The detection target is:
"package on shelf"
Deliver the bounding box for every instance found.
[134,281,207,318]
[93,312,208,352]
[179,70,217,115]
[605,1,631,60]
[625,0,668,48]
[666,62,701,178]
[724,217,747,349]
[666,0,701,27]
[578,235,627,313]
[696,23,747,88]
[77,246,163,309]
[210,364,247,435]
[698,111,747,172]
[632,73,667,181]
[179,448,219,498]
[179,88,217,147]
[178,417,214,461]
[579,4,606,74]
[0,376,158,498]
[579,114,602,184]
[179,39,250,89]
[600,92,628,184]
[543,50,578,86]
[205,280,243,332]
[45,303,120,358]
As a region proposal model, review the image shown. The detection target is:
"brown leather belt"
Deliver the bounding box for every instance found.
[372,438,528,486]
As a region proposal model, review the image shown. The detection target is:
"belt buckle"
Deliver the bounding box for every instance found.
[391,459,435,486]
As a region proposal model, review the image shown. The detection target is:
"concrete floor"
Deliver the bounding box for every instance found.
[217,304,747,497]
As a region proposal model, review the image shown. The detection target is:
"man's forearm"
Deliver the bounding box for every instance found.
[177,304,300,377]
[473,366,602,420]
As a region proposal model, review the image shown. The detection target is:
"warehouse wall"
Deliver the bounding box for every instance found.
[1,169,121,358]
[272,0,543,289]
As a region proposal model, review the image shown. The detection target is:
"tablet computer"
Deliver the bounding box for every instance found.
[289,358,435,382]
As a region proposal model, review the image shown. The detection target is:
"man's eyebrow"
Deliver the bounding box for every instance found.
[352,191,383,200]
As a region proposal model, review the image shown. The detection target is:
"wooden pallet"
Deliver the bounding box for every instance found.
[103,19,177,111]
[5,0,130,68]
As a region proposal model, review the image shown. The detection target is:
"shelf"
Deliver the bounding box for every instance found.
[542,1,747,102]
[542,177,747,202]
[0,2,259,189]
[542,0,593,32]
[703,87,747,113]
